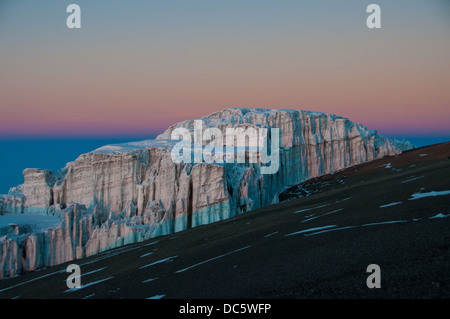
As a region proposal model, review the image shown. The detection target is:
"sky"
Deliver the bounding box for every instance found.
[0,0,449,192]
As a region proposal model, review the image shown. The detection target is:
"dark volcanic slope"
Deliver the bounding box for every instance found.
[1,142,449,299]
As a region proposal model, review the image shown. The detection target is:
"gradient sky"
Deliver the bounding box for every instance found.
[1,0,449,138]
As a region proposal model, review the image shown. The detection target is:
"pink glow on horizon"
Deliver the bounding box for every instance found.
[1,101,448,138]
[1,1,449,139]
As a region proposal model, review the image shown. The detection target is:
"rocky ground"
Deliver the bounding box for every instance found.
[0,142,449,300]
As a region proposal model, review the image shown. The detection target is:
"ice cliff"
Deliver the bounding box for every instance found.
[0,108,405,278]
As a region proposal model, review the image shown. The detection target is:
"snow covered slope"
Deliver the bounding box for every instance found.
[0,108,407,278]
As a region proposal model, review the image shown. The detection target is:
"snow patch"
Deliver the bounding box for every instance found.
[144,240,159,247]
[303,220,408,236]
[147,295,165,299]
[379,202,402,208]
[139,256,178,269]
[362,220,408,227]
[301,208,343,223]
[294,203,331,214]
[285,225,337,237]
[264,231,278,238]
[142,277,159,283]
[400,176,424,184]
[409,190,450,200]
[64,276,114,293]
[174,246,251,274]
[303,225,357,236]
[429,213,449,219]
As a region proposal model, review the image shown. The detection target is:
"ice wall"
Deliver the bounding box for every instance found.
[0,108,404,278]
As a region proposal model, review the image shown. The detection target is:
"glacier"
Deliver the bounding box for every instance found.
[0,108,408,278]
